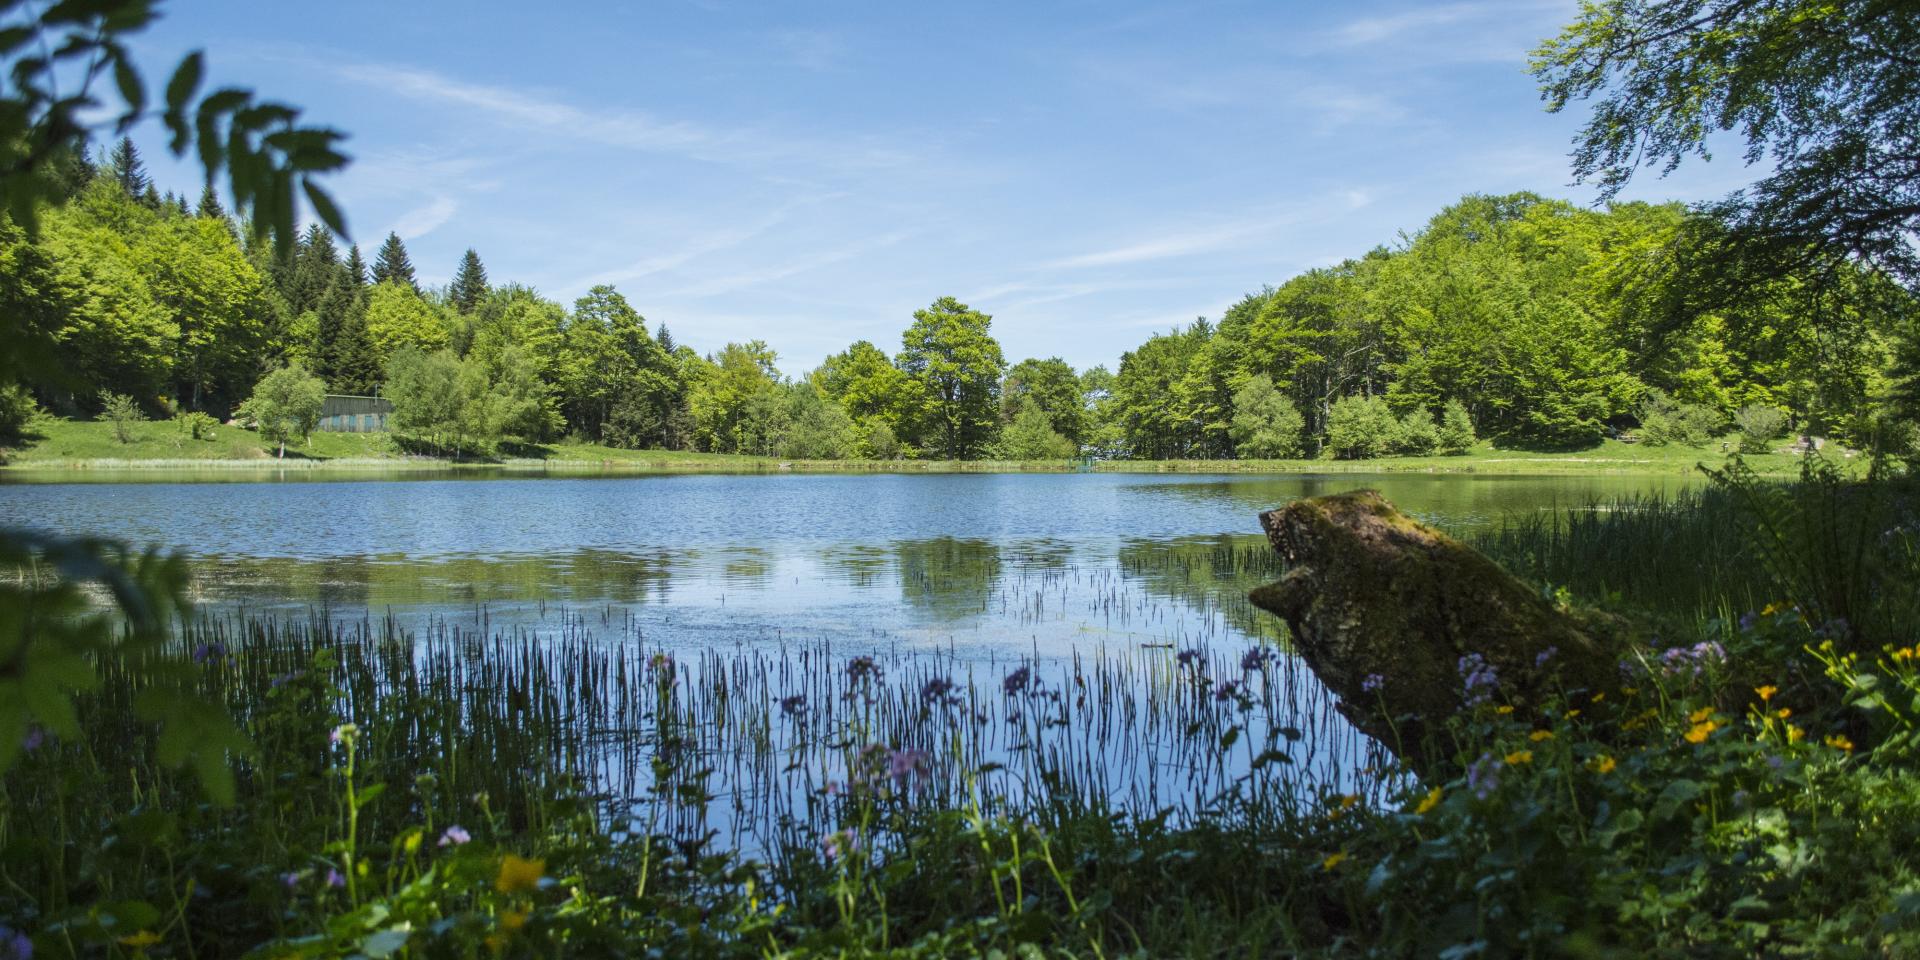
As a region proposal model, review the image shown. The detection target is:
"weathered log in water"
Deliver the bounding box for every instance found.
[1249,491,1624,770]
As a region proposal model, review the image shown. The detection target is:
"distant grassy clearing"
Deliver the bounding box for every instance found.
[1,416,1828,477]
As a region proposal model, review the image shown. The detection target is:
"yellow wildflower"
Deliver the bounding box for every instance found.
[1415,787,1443,815]
[1775,707,1792,719]
[1825,733,1855,753]
[1495,705,1515,715]
[1622,686,1638,696]
[1590,691,1606,703]
[500,909,529,932]
[1336,793,1360,810]
[1564,709,1582,719]
[1504,750,1533,765]
[1762,602,1780,616]
[119,931,163,949]
[1755,685,1778,702]
[1684,720,1719,744]
[1592,755,1617,774]
[1788,725,1805,743]
[495,854,546,894]
[1322,851,1348,870]
[1529,729,1555,742]
[1689,706,1715,724]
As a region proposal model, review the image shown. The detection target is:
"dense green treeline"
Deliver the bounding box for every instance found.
[4,149,1916,461]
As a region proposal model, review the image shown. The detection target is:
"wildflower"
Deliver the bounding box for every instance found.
[1755,685,1778,702]
[1175,648,1206,670]
[648,652,675,673]
[281,871,300,889]
[1414,787,1443,815]
[1321,851,1348,870]
[1213,680,1242,702]
[270,670,302,689]
[1002,666,1033,696]
[1,926,31,960]
[779,694,807,717]
[1590,691,1605,703]
[1776,707,1792,719]
[325,867,346,889]
[1592,755,1617,774]
[1495,705,1515,715]
[1241,648,1274,672]
[1534,646,1559,668]
[1529,730,1554,742]
[500,909,529,932]
[1689,706,1715,724]
[1458,653,1499,706]
[1504,750,1533,765]
[1468,753,1501,798]
[846,656,881,683]
[1825,733,1855,753]
[329,724,358,746]
[1788,725,1805,744]
[1361,673,1385,694]
[439,825,472,847]
[822,830,863,861]
[495,854,545,894]
[919,676,956,704]
[1738,610,1759,632]
[1684,720,1718,744]
[886,748,931,783]
[117,931,162,949]
[1335,793,1360,811]
[20,727,43,753]
[1893,647,1917,664]
[1563,709,1581,719]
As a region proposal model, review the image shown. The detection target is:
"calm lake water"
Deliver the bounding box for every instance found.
[0,471,1687,659]
[1,470,1693,837]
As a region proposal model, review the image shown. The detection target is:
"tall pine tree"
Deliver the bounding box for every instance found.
[345,245,369,288]
[195,184,225,220]
[371,232,418,292]
[656,323,675,353]
[449,248,489,314]
[313,275,378,394]
[282,225,343,318]
[108,137,150,199]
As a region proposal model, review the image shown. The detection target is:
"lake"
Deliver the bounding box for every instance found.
[0,470,1690,842]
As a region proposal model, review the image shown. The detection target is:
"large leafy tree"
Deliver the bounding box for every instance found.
[1533,0,1920,286]
[812,340,920,451]
[1002,357,1086,446]
[897,297,1005,459]
[363,279,450,365]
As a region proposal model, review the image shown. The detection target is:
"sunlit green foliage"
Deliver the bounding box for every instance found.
[898,297,1006,459]
[237,364,325,457]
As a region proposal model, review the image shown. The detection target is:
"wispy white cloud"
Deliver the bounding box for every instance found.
[332,62,918,174]
[568,193,841,290]
[389,196,459,240]
[659,230,915,299]
[1041,219,1272,270]
[1328,1,1568,46]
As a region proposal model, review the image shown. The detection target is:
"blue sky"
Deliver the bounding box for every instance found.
[128,0,1762,375]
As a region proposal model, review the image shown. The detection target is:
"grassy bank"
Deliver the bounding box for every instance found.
[1,416,1828,478]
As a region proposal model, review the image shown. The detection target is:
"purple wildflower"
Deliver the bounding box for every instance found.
[1361,674,1385,694]
[1213,680,1242,702]
[1175,648,1206,670]
[887,748,931,783]
[281,871,301,889]
[1738,611,1759,632]
[328,724,357,745]
[1458,653,1499,706]
[438,825,471,847]
[1657,641,1727,679]
[192,641,228,665]
[846,656,881,683]
[1003,667,1033,696]
[1534,646,1559,669]
[920,676,956,704]
[779,694,807,717]
[0,926,29,960]
[1241,649,1273,672]
[821,830,863,861]
[324,867,345,889]
[20,727,44,753]
[1468,753,1502,799]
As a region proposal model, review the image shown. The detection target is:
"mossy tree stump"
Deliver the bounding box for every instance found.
[1248,491,1619,768]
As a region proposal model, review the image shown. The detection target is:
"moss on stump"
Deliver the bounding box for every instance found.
[1249,491,1620,767]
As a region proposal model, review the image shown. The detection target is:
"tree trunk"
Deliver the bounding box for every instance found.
[1248,491,1624,771]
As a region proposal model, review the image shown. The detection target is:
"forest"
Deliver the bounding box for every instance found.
[5,142,1916,464]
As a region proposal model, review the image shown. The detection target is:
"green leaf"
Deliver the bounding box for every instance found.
[111,50,142,123]
[302,178,347,237]
[165,51,202,114]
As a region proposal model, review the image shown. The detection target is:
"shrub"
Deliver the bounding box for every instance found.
[0,383,36,442]
[1437,399,1476,454]
[856,418,903,460]
[1638,390,1722,446]
[1392,409,1440,456]
[1732,404,1788,453]
[996,402,1078,460]
[174,410,220,441]
[98,391,143,444]
[239,365,327,458]
[1229,374,1305,458]
[1325,394,1398,459]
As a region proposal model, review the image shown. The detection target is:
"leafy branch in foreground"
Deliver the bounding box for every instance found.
[0,0,350,254]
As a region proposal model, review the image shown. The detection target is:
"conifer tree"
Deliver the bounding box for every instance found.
[345,245,369,288]
[283,225,344,318]
[449,248,489,314]
[196,184,225,220]
[372,232,418,292]
[108,136,150,198]
[657,323,675,354]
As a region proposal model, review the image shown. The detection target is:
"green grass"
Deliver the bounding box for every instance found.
[1,416,1828,478]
